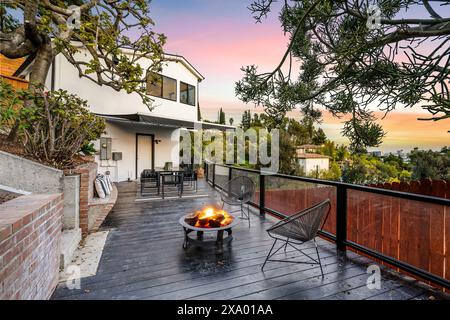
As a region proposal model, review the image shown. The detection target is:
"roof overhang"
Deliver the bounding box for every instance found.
[12,42,205,82]
[163,53,204,82]
[97,113,235,131]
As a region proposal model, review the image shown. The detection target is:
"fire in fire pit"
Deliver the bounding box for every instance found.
[185,206,234,228]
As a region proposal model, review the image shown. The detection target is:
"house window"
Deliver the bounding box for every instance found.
[180,82,195,106]
[146,72,177,101]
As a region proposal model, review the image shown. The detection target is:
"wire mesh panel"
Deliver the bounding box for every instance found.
[231,169,260,204]
[347,189,449,283]
[264,175,337,235]
[206,163,213,183]
[213,165,229,189]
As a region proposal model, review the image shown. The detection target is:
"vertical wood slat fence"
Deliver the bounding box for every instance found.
[1,74,29,89]
[369,179,450,199]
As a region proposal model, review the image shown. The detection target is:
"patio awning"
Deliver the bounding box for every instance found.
[95,113,235,131]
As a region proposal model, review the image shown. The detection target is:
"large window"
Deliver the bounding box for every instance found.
[147,72,177,101]
[180,82,196,106]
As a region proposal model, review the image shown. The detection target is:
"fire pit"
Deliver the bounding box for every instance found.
[179,206,239,253]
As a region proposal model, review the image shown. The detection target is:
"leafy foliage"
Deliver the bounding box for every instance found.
[1,80,105,167]
[218,107,226,124]
[342,153,411,184]
[0,79,27,132]
[16,87,105,168]
[80,142,97,156]
[1,1,165,109]
[237,1,449,150]
[409,147,450,180]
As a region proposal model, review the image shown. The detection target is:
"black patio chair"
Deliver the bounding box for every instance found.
[261,199,331,277]
[180,163,198,192]
[140,169,160,195]
[161,171,184,199]
[221,176,255,228]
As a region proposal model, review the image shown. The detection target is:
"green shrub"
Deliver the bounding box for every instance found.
[18,88,105,168]
[0,80,27,133]
[80,142,97,156]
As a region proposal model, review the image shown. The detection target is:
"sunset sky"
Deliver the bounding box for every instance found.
[150,0,449,153]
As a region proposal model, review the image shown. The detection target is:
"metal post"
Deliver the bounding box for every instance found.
[205,162,208,182]
[212,163,216,189]
[259,174,265,216]
[336,186,347,251]
[228,167,232,182]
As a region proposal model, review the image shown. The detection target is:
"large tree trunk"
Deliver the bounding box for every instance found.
[6,41,53,142]
[28,41,53,91]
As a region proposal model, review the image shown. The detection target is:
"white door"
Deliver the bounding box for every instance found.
[137,135,153,178]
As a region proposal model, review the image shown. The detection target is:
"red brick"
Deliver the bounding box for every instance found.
[0,193,63,300]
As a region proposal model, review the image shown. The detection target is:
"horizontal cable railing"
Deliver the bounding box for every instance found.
[204,161,450,289]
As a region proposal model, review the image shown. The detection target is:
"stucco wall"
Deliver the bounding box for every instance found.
[0,151,63,194]
[0,151,80,231]
[62,175,80,229]
[93,121,180,182]
[298,158,330,174]
[48,51,199,122]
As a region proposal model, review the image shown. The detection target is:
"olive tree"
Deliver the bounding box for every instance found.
[1,0,166,138]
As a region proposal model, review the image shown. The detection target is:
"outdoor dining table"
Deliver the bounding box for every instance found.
[155,169,184,198]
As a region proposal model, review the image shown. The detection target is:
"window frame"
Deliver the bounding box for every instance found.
[147,73,178,102]
[180,81,196,106]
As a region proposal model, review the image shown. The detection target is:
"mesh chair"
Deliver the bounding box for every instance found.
[221,176,255,228]
[180,163,198,192]
[161,171,183,199]
[261,199,331,277]
[140,169,160,195]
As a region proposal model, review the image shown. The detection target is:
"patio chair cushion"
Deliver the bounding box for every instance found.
[94,178,106,199]
[105,174,113,189]
[97,174,111,195]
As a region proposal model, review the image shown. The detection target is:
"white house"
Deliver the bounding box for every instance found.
[17,47,233,182]
[296,151,330,175]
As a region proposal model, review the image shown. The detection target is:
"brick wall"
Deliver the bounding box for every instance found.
[88,184,118,232]
[72,162,98,236]
[0,194,63,300]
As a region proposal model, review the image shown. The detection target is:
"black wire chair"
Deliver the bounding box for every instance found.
[140,169,160,195]
[221,176,255,228]
[180,163,198,192]
[261,199,331,277]
[161,171,184,199]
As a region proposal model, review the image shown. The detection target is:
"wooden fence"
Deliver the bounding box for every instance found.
[1,74,29,89]
[257,186,449,286]
[368,179,450,199]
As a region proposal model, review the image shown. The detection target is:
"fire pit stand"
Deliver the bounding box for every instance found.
[179,214,239,253]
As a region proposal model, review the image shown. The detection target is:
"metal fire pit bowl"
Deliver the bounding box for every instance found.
[179,213,240,253]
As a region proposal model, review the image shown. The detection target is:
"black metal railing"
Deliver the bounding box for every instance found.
[204,161,450,289]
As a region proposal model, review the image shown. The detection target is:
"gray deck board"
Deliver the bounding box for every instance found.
[52,180,448,300]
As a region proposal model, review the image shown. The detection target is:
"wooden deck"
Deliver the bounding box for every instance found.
[52,180,448,300]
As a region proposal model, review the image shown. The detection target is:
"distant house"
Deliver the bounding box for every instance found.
[296,144,323,154]
[14,49,234,181]
[296,151,330,175]
[368,151,382,157]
